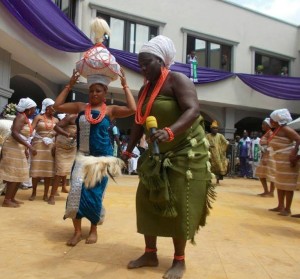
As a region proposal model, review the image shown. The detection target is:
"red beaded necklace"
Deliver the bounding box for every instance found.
[260,129,272,141]
[135,67,169,125]
[22,113,33,135]
[43,114,54,130]
[85,102,107,124]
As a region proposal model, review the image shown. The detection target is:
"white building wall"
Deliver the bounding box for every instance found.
[82,0,300,138]
[0,5,80,84]
[0,48,14,109]
[82,0,299,71]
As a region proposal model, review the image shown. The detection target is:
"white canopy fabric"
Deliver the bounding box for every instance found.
[288,117,300,130]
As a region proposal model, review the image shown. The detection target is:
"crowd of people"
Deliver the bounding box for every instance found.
[206,109,300,218]
[0,18,300,279]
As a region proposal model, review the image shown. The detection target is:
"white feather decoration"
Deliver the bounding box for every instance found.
[90,18,111,44]
[76,153,125,189]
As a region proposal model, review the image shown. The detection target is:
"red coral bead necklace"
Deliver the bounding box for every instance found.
[135,67,169,125]
[43,114,54,130]
[85,102,107,124]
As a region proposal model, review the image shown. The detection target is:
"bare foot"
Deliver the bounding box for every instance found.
[2,199,20,208]
[127,253,159,269]
[61,188,69,193]
[29,194,36,201]
[12,199,24,204]
[257,192,268,196]
[163,260,186,279]
[47,196,55,205]
[85,230,98,244]
[291,213,300,218]
[278,209,291,216]
[268,207,283,212]
[66,231,82,246]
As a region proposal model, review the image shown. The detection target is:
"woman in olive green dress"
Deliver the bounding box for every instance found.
[123,35,214,279]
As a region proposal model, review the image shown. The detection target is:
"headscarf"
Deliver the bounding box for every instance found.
[263,117,271,127]
[41,98,55,114]
[210,120,218,128]
[87,74,110,87]
[57,113,66,120]
[139,35,176,69]
[16,98,37,112]
[270,108,292,125]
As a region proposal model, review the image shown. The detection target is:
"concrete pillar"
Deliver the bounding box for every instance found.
[0,48,14,110]
[223,107,236,139]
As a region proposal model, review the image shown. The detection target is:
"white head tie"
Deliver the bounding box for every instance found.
[139,35,176,69]
[263,118,271,127]
[57,113,66,120]
[270,108,292,125]
[16,98,37,112]
[41,98,55,114]
[87,74,111,87]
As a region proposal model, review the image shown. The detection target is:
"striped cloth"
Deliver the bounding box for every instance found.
[0,125,31,182]
[55,125,77,176]
[268,135,300,191]
[255,133,275,182]
[30,120,56,178]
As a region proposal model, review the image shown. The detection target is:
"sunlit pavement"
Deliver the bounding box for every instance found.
[0,176,300,279]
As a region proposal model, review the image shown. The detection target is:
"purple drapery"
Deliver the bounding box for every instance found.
[237,73,300,100]
[109,48,235,84]
[0,0,93,52]
[1,0,300,99]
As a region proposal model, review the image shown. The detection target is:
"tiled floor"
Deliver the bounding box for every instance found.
[1,176,300,279]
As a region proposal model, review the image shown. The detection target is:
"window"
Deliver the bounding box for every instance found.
[97,12,158,53]
[255,53,289,76]
[187,35,232,71]
[52,0,76,22]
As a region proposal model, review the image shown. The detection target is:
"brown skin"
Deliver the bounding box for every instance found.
[2,106,37,208]
[29,105,59,201]
[210,126,218,136]
[54,69,136,246]
[125,53,199,279]
[269,118,300,215]
[54,69,136,120]
[48,114,77,205]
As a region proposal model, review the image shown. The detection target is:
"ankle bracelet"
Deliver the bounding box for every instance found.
[145,247,157,253]
[174,254,185,261]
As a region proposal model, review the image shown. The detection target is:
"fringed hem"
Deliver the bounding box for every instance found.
[190,180,216,244]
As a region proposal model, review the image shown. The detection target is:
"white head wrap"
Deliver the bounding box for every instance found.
[57,113,66,120]
[139,35,176,69]
[87,74,111,87]
[263,118,271,127]
[270,108,292,125]
[16,98,37,112]
[41,98,55,114]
